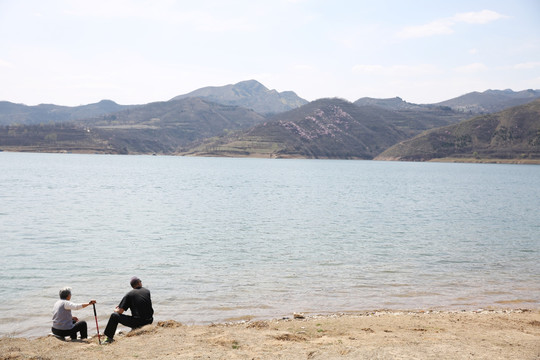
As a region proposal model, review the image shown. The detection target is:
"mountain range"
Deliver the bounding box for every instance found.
[1,80,539,162]
[0,80,304,127]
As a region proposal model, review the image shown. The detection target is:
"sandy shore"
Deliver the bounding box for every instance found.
[2,309,539,360]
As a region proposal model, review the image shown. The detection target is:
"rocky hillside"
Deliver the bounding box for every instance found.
[180,96,471,159]
[376,99,540,162]
[180,98,410,159]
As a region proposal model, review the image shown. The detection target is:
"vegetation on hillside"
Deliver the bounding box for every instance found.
[376,99,540,162]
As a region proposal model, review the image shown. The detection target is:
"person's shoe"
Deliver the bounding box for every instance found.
[102,337,114,344]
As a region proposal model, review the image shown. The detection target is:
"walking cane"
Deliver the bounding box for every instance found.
[92,303,101,345]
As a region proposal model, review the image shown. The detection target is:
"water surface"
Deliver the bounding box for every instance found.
[0,152,538,337]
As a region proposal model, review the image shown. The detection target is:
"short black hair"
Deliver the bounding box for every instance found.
[59,287,72,299]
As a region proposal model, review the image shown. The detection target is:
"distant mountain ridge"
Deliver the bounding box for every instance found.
[433,89,540,114]
[170,80,308,115]
[353,89,540,115]
[353,96,425,110]
[0,80,307,126]
[0,100,134,126]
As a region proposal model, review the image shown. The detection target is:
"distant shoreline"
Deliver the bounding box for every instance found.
[1,149,540,164]
[429,157,540,165]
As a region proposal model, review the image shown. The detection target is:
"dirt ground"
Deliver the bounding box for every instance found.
[2,309,539,360]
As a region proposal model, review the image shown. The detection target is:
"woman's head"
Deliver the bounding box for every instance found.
[59,287,72,300]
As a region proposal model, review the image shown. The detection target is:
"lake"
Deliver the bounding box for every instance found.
[0,152,539,338]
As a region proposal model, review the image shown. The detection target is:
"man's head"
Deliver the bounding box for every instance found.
[130,276,142,288]
[59,287,72,300]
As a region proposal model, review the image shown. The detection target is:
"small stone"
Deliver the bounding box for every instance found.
[293,313,305,319]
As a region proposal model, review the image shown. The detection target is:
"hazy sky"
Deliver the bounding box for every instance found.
[1,0,539,106]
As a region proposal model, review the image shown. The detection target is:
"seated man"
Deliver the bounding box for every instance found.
[102,276,154,343]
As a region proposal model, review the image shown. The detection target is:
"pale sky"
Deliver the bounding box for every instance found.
[1,0,539,106]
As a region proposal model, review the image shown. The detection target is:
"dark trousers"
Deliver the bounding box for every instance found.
[52,320,88,340]
[104,312,152,339]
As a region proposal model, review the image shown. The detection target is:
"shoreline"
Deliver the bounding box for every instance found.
[2,149,540,164]
[5,302,539,340]
[2,308,539,359]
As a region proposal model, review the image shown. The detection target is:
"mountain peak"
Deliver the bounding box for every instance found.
[170,80,308,115]
[96,99,118,105]
[235,79,268,92]
[353,96,422,110]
